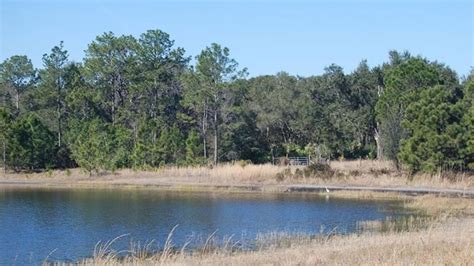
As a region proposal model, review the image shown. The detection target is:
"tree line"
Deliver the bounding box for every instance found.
[0,29,472,174]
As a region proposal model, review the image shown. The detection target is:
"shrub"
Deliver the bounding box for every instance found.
[294,168,303,179]
[275,168,292,181]
[303,163,335,179]
[275,172,285,182]
[349,170,361,176]
[275,163,336,181]
[236,160,252,168]
[369,168,392,177]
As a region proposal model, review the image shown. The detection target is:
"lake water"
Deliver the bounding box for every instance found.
[0,188,409,264]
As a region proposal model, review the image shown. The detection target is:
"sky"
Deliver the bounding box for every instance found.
[1,0,473,77]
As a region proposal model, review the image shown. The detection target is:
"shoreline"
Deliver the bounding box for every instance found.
[1,176,473,198]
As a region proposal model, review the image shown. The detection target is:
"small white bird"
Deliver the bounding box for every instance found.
[325,187,330,193]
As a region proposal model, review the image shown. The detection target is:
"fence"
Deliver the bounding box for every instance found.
[273,156,330,166]
[288,157,309,166]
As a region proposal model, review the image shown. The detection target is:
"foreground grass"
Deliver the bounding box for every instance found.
[162,220,472,265]
[76,222,473,265]
[68,195,473,266]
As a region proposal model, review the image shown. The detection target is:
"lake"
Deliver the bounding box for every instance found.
[0,188,410,264]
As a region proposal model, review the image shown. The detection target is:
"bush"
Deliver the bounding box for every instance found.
[236,160,252,168]
[349,170,361,176]
[369,168,391,177]
[275,163,335,181]
[275,168,292,182]
[303,163,335,179]
[275,172,285,182]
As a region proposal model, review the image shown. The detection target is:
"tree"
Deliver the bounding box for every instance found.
[37,41,69,148]
[0,108,11,174]
[347,60,379,158]
[182,70,209,159]
[130,119,162,168]
[375,53,458,168]
[157,126,185,165]
[220,80,266,163]
[185,130,204,165]
[135,29,189,126]
[399,86,466,172]
[462,77,474,170]
[301,65,365,159]
[130,30,189,159]
[247,73,302,160]
[185,43,247,165]
[83,32,138,125]
[0,55,36,113]
[68,119,132,174]
[8,114,57,170]
[312,64,353,158]
[64,63,101,121]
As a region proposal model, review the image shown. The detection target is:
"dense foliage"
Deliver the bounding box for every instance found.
[0,29,472,173]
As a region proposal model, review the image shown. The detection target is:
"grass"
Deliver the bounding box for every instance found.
[4,160,472,191]
[156,163,283,183]
[165,219,472,265]
[72,222,473,265]
[48,194,472,266]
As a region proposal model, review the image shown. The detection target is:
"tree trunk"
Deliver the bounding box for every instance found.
[112,87,116,125]
[2,140,6,176]
[57,78,62,147]
[15,89,19,110]
[202,127,207,158]
[374,123,383,160]
[111,73,119,126]
[213,109,218,165]
[57,116,61,147]
[271,147,275,165]
[132,121,138,146]
[202,102,208,159]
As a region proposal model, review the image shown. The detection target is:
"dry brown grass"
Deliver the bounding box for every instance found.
[404,195,474,216]
[156,164,284,183]
[76,218,473,266]
[330,159,394,172]
[168,219,473,266]
[3,160,473,190]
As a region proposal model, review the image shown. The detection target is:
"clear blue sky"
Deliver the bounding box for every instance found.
[1,0,473,77]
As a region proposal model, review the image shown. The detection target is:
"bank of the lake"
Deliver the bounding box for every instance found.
[1,161,473,197]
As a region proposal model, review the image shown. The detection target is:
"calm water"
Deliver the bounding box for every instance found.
[0,188,407,264]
